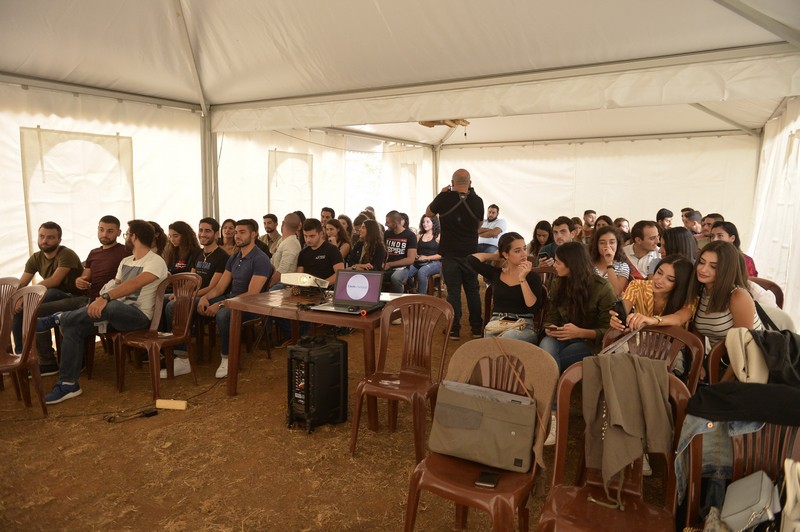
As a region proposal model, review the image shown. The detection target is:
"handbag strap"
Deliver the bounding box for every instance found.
[598,329,639,356]
[754,300,779,332]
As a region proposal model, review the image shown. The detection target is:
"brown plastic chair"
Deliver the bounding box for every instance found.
[0,285,48,416]
[750,277,784,309]
[706,340,735,384]
[119,273,201,399]
[532,266,556,290]
[538,361,691,531]
[113,275,171,392]
[685,423,800,527]
[350,295,454,463]
[601,325,704,394]
[426,273,443,298]
[404,338,559,531]
[0,277,20,392]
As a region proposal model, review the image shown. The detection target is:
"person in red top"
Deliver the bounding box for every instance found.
[76,215,131,299]
[709,221,759,277]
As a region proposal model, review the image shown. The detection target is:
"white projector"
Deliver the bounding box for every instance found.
[281,272,329,289]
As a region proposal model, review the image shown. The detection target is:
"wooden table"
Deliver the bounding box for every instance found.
[223,288,383,430]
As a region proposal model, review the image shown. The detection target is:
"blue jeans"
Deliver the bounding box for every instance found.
[207,295,260,358]
[539,336,593,373]
[476,244,498,254]
[388,267,410,293]
[441,257,482,334]
[483,314,538,344]
[12,288,88,365]
[407,261,441,295]
[58,301,151,382]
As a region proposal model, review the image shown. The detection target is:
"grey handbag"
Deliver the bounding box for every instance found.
[720,470,781,531]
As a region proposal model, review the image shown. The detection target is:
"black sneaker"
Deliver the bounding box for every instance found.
[448,330,460,340]
[39,363,59,377]
[44,381,82,404]
[471,329,483,338]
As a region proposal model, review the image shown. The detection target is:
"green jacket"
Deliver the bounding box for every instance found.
[545,275,616,353]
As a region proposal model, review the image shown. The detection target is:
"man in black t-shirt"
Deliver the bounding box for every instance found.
[384,211,417,292]
[297,218,344,284]
[427,168,485,340]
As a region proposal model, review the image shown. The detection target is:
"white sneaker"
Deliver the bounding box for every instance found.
[160,357,191,379]
[642,453,652,477]
[215,358,228,379]
[391,318,402,325]
[545,414,557,446]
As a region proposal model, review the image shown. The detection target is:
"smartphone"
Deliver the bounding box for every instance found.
[613,300,628,326]
[537,252,549,261]
[545,325,559,332]
[475,471,501,488]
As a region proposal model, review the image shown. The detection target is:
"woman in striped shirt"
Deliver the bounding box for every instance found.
[589,226,630,296]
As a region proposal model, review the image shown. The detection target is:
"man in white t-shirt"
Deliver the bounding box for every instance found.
[477,204,506,253]
[623,220,661,279]
[40,219,168,404]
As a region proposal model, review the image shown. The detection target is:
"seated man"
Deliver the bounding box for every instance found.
[268,213,302,288]
[384,210,417,292]
[163,217,228,378]
[260,213,281,255]
[76,216,132,299]
[40,220,168,404]
[477,203,506,254]
[275,218,343,345]
[13,221,87,376]
[197,219,272,378]
[623,220,661,279]
[538,216,577,267]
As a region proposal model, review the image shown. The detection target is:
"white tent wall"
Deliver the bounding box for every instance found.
[0,84,202,278]
[437,135,760,254]
[751,96,800,322]
[216,130,434,225]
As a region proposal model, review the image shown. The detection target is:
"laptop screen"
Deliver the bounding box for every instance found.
[332,270,383,306]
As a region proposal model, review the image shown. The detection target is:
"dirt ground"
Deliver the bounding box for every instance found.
[1,296,664,531]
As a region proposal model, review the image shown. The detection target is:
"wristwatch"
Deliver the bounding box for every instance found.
[101,293,111,302]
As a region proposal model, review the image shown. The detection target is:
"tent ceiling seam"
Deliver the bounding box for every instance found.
[320,127,433,149]
[210,43,796,112]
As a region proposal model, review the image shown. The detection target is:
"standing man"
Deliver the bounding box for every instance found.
[320,207,335,225]
[427,168,485,340]
[197,220,272,378]
[14,221,86,376]
[384,211,417,292]
[41,220,169,403]
[623,220,661,279]
[477,204,506,254]
[260,213,281,255]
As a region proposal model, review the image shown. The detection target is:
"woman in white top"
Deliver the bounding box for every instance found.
[588,226,630,296]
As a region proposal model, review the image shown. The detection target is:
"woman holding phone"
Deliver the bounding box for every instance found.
[468,232,542,343]
[540,242,616,372]
[527,220,554,258]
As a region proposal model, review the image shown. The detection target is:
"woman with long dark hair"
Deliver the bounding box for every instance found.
[526,220,554,257]
[611,255,695,331]
[347,219,386,272]
[164,221,201,275]
[218,218,237,255]
[468,232,542,344]
[325,219,351,261]
[540,242,616,372]
[337,214,354,240]
[647,226,698,276]
[710,221,758,277]
[589,226,630,296]
[149,221,168,256]
[407,214,441,295]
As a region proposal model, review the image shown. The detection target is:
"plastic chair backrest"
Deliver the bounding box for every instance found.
[602,325,704,394]
[377,295,454,378]
[165,273,202,337]
[9,286,47,368]
[531,266,556,288]
[147,276,171,331]
[0,277,20,353]
[750,277,784,309]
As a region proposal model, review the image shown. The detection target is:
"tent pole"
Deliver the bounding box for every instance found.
[200,114,218,218]
[432,145,441,195]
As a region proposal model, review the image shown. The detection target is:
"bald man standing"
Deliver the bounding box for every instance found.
[426,169,485,340]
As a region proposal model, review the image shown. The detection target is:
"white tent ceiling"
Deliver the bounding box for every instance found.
[1,0,799,145]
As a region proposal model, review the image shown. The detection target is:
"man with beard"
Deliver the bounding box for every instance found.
[13,221,86,376]
[259,213,281,255]
[197,219,272,378]
[477,204,506,254]
[162,217,229,378]
[39,220,168,404]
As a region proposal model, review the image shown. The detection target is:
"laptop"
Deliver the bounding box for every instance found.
[310,270,386,314]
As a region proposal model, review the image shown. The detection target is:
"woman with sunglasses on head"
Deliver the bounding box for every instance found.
[468,232,543,344]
